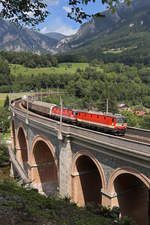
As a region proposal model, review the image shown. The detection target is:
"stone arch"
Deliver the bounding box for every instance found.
[30,135,58,195]
[16,124,29,173]
[107,167,150,225]
[71,150,106,207]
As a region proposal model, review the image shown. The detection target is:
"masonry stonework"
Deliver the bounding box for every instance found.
[10,111,150,225]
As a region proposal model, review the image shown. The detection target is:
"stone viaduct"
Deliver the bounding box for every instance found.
[10,99,150,225]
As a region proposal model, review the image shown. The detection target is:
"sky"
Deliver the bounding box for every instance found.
[38,0,106,36]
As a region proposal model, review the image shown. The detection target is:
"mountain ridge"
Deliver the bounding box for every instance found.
[0,19,58,54]
[56,0,150,55]
[0,0,150,58]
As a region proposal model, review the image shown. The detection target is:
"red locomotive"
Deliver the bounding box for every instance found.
[22,97,127,135]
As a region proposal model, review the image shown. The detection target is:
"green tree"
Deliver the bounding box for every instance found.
[0,57,10,75]
[68,0,131,23]
[0,0,48,26]
[0,57,12,92]
[121,111,140,127]
[0,107,10,133]
[0,143,9,166]
[4,95,9,109]
[143,96,150,108]
[140,114,150,130]
[0,0,130,26]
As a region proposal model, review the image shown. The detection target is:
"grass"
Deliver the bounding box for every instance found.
[103,46,137,54]
[10,63,89,77]
[0,166,12,182]
[0,92,35,106]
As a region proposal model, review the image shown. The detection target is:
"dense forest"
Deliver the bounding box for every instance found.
[0,51,149,106]
[0,51,58,68]
[0,51,150,129]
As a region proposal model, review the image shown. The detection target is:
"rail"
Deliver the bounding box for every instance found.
[127,126,150,139]
[10,101,150,161]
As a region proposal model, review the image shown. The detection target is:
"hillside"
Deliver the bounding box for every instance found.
[0,180,124,225]
[0,0,150,64]
[56,0,150,64]
[0,19,58,54]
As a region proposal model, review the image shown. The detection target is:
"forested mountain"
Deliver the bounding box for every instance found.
[0,0,150,63]
[0,19,58,54]
[57,0,150,64]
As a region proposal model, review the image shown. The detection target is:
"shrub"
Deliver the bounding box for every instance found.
[0,144,9,166]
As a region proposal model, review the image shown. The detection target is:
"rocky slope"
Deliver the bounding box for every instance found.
[56,0,150,53]
[0,19,58,54]
[0,0,150,56]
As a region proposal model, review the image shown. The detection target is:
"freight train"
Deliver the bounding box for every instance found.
[22,96,127,135]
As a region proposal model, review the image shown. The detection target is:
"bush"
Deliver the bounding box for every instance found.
[140,114,150,130]
[143,96,150,108]
[0,144,9,166]
[118,216,136,225]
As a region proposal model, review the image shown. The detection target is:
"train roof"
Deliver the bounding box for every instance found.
[26,99,126,119]
[74,109,123,118]
[32,101,56,108]
[53,105,125,118]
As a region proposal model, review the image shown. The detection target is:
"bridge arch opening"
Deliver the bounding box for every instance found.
[31,137,58,195]
[72,151,105,207]
[16,126,28,173]
[108,168,150,225]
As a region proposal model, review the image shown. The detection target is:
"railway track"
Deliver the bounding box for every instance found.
[125,127,150,144]
[14,99,150,145]
[124,134,150,144]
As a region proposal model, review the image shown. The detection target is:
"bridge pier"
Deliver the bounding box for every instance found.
[101,189,119,208]
[59,136,72,198]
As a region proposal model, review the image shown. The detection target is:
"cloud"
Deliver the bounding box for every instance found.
[63,6,72,13]
[40,27,49,33]
[40,24,77,36]
[0,3,3,11]
[44,0,59,6]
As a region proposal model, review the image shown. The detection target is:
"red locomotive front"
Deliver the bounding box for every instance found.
[75,110,127,135]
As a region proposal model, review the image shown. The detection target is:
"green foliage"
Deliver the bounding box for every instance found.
[0,57,10,74]
[0,0,48,26]
[0,180,139,225]
[140,114,150,130]
[143,96,150,108]
[0,180,117,225]
[4,95,9,109]
[86,204,120,220]
[65,3,150,67]
[118,216,136,225]
[121,111,140,127]
[7,60,150,119]
[0,59,150,127]
[0,56,12,92]
[0,0,131,27]
[0,144,9,166]
[1,51,58,68]
[0,106,10,133]
[68,0,130,23]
